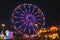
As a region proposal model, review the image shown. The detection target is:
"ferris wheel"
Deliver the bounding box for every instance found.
[11,3,45,37]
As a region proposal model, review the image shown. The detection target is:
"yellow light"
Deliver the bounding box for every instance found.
[44,28,46,30]
[50,26,58,31]
[48,35,52,38]
[48,33,59,39]
[34,24,38,27]
[43,30,47,33]
[0,34,5,39]
[37,12,40,14]
[59,28,60,30]
[16,5,20,9]
[14,31,16,33]
[47,30,50,32]
[31,35,35,37]
[38,29,43,34]
[5,30,9,33]
[1,24,5,27]
[52,33,59,39]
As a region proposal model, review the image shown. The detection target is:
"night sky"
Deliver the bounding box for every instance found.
[0,0,60,30]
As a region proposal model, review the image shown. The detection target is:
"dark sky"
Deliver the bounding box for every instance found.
[0,0,60,30]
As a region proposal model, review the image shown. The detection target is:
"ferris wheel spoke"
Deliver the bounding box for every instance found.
[37,8,42,12]
[15,21,20,24]
[32,6,37,14]
[24,6,28,13]
[12,13,14,16]
[23,4,26,6]
[34,28,37,34]
[18,25,22,29]
[29,22,33,27]
[37,22,41,25]
[13,16,18,18]
[21,20,25,22]
[37,19,42,21]
[23,27,26,33]
[19,17,24,19]
[19,8,25,14]
[29,8,30,13]
[43,17,45,20]
[28,4,30,13]
[29,28,31,33]
[20,14,25,16]
[11,19,14,23]
[34,12,37,15]
[22,4,27,14]
[32,26,36,33]
[15,11,20,14]
[23,5,28,13]
[32,8,35,13]
[29,4,32,13]
[18,6,26,14]
[19,7,26,14]
[36,15,40,17]
[24,8,28,13]
[19,8,23,11]
[22,11,26,14]
[29,4,32,6]
[14,25,17,29]
[20,28,23,32]
[23,22,26,25]
[43,22,45,26]
[26,22,28,26]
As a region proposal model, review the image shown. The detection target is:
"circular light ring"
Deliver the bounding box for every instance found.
[11,3,45,36]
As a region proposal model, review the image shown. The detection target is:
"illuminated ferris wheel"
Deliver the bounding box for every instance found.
[11,3,45,37]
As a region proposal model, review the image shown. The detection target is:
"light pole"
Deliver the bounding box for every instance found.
[1,24,5,34]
